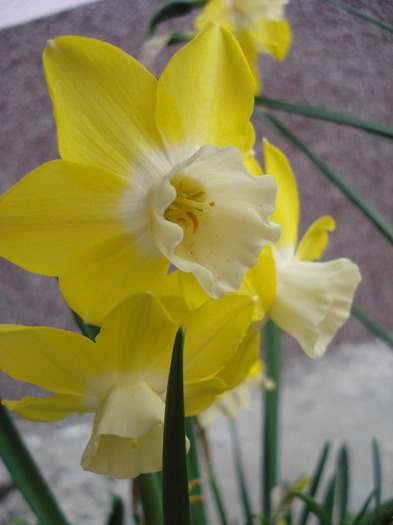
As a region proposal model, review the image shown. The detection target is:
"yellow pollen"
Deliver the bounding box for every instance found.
[165,181,215,233]
[131,438,138,449]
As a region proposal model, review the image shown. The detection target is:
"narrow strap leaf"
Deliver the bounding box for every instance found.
[197,421,230,525]
[162,326,192,525]
[262,320,281,519]
[351,491,374,525]
[325,0,393,34]
[229,418,252,518]
[106,495,125,525]
[185,417,207,525]
[254,110,393,245]
[290,491,332,525]
[352,306,393,350]
[335,445,349,522]
[321,475,336,524]
[372,439,382,525]
[147,0,207,37]
[298,443,330,525]
[254,96,393,139]
[0,401,69,525]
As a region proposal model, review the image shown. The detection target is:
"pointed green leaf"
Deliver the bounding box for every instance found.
[162,326,192,525]
[298,443,330,525]
[335,445,349,522]
[290,491,332,525]
[321,475,336,524]
[147,1,207,36]
[254,111,393,245]
[351,491,374,525]
[254,96,393,139]
[352,306,393,350]
[106,495,125,525]
[325,0,393,34]
[0,402,69,525]
[372,439,382,525]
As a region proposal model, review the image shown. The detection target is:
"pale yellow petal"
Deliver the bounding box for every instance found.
[195,0,235,31]
[44,36,167,176]
[0,326,100,394]
[269,258,361,357]
[81,382,165,478]
[184,377,226,416]
[156,24,256,163]
[0,160,134,275]
[296,216,336,262]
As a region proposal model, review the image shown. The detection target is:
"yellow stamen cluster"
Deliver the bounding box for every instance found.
[165,181,215,233]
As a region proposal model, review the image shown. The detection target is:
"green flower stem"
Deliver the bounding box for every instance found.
[0,401,69,525]
[254,96,393,139]
[325,0,393,34]
[254,110,393,245]
[228,418,252,519]
[352,305,393,350]
[185,417,207,525]
[262,320,281,519]
[139,473,163,525]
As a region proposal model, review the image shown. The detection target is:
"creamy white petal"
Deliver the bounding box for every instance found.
[149,144,281,298]
[81,382,165,478]
[269,258,361,358]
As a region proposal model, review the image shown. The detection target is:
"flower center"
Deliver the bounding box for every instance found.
[164,180,215,233]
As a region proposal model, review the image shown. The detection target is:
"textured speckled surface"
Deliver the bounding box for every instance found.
[0,1,392,523]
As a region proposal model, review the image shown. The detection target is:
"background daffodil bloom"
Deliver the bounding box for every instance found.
[0,24,281,326]
[0,292,256,479]
[258,140,362,358]
[195,0,292,90]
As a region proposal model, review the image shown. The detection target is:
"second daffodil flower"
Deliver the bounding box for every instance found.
[0,292,255,479]
[0,24,280,325]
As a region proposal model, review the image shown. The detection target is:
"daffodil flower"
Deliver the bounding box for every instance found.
[258,140,362,358]
[0,292,255,478]
[195,0,292,90]
[0,24,280,325]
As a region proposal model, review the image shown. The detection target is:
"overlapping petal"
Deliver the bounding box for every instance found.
[0,326,100,394]
[3,394,93,422]
[0,161,135,275]
[249,17,291,60]
[156,24,256,163]
[44,36,167,176]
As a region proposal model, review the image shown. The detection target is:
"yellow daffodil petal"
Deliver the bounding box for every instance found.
[150,144,281,298]
[237,29,262,92]
[184,377,226,416]
[59,246,169,325]
[81,382,165,478]
[0,160,134,275]
[195,0,235,32]
[250,17,291,60]
[296,216,336,262]
[0,326,100,395]
[156,24,256,163]
[269,258,361,358]
[263,139,299,247]
[214,322,262,390]
[182,295,256,382]
[240,245,276,321]
[43,36,167,176]
[95,293,178,392]
[3,394,92,422]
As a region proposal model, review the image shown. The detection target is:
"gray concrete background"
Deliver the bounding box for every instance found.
[0,0,392,523]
